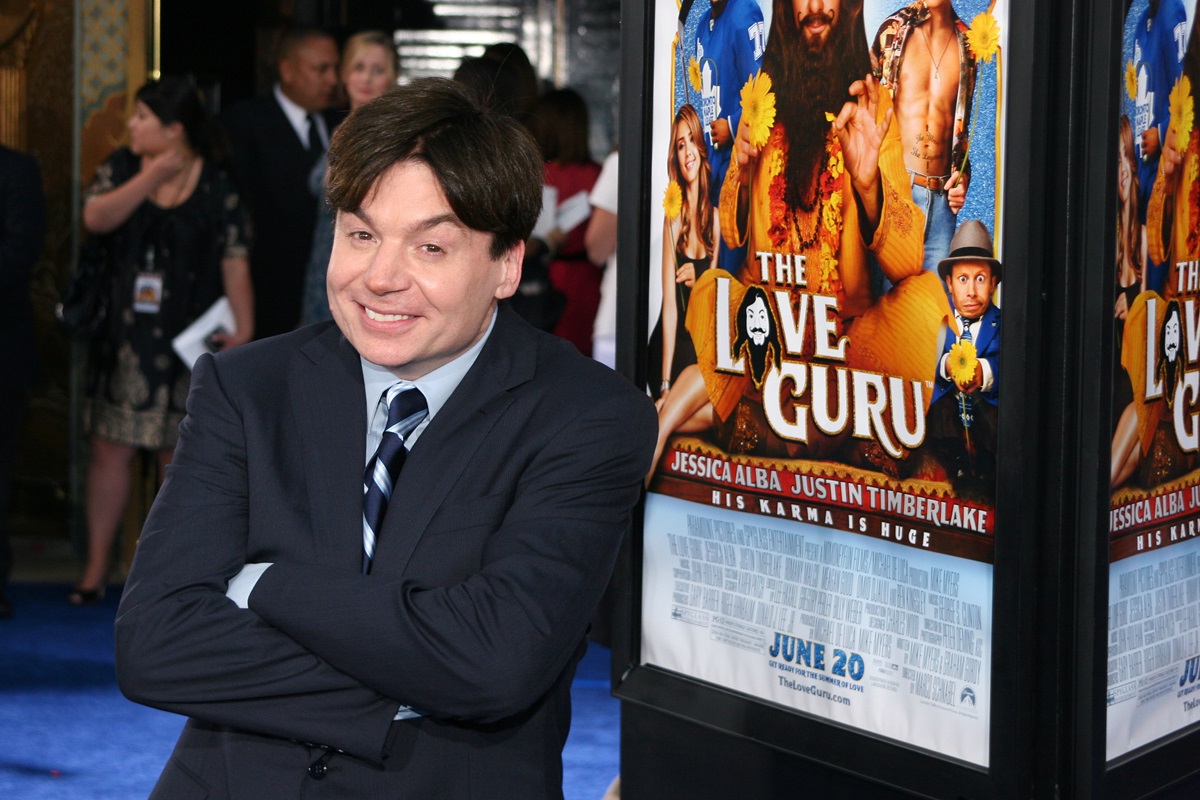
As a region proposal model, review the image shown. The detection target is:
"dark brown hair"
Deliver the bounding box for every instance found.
[326,77,544,259]
[525,88,593,165]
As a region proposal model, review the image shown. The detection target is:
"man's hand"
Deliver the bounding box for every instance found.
[1141,126,1162,161]
[1160,129,1184,195]
[946,168,968,214]
[710,118,732,150]
[731,116,762,182]
[956,361,984,394]
[833,74,891,225]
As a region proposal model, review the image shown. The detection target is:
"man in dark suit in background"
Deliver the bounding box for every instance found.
[115,78,656,798]
[221,27,339,339]
[0,144,45,619]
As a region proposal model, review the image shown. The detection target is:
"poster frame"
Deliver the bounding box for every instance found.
[611,0,1044,796]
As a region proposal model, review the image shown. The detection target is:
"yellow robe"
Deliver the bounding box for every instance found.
[687,88,950,457]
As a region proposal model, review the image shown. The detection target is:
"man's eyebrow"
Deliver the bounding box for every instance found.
[344,207,463,233]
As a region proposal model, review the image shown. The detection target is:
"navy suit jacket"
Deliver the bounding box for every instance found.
[220,96,333,338]
[931,303,1001,408]
[115,306,656,798]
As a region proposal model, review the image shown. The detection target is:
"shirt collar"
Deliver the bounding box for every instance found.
[273,84,316,147]
[359,307,498,424]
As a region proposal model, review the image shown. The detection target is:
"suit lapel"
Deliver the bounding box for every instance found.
[290,325,369,570]
[372,308,539,575]
[974,304,1000,355]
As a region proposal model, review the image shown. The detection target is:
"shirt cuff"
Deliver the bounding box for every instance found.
[394,706,425,720]
[225,562,273,609]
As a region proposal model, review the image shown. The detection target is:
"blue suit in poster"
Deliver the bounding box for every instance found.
[694,0,765,274]
[931,303,1001,409]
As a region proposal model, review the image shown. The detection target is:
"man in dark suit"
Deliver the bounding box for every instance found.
[115,78,656,798]
[221,27,339,339]
[926,219,1001,502]
[0,144,45,619]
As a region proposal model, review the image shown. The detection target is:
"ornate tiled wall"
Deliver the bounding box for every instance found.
[4,0,147,540]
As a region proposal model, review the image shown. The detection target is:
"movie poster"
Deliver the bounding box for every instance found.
[639,0,1008,767]
[1107,0,1200,762]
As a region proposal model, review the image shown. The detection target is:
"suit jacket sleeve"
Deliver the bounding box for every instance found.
[245,357,657,723]
[115,352,400,763]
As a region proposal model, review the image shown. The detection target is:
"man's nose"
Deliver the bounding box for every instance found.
[364,247,414,293]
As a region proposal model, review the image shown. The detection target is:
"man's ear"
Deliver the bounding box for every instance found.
[277,57,296,86]
[494,240,524,300]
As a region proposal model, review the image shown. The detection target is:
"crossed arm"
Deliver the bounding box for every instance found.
[116,351,655,764]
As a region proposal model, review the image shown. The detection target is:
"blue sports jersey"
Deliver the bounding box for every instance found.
[694,0,765,272]
[1133,0,1187,223]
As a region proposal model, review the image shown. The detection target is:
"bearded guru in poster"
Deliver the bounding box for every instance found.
[639,0,1007,767]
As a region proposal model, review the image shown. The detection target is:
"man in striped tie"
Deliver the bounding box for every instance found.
[927,219,1002,502]
[116,78,657,798]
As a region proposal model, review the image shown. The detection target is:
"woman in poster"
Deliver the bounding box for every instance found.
[658,103,718,399]
[649,105,721,480]
[1110,115,1144,487]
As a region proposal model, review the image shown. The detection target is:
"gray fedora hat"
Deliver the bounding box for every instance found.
[936,219,1002,281]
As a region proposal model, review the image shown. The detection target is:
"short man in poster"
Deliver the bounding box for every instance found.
[925,219,1001,502]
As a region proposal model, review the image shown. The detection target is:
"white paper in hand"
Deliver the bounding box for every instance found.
[172,297,235,369]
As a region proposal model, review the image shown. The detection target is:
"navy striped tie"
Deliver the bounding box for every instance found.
[362,384,428,573]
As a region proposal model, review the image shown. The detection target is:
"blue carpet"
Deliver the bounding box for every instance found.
[0,583,619,799]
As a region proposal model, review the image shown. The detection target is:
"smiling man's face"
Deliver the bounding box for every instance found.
[327,159,522,380]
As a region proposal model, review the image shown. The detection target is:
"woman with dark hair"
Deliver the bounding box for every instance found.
[525,87,604,354]
[70,75,253,604]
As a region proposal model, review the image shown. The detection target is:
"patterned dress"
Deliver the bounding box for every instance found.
[86,148,249,449]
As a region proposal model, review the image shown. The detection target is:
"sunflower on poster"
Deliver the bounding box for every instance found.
[688,56,702,94]
[949,340,980,387]
[966,11,1000,63]
[1169,74,1194,153]
[738,71,776,149]
[662,180,682,221]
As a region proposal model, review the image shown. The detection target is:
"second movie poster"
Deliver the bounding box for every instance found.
[639,0,1008,766]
